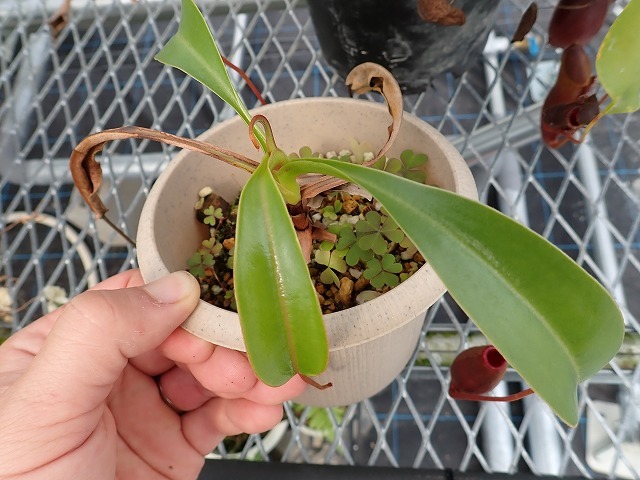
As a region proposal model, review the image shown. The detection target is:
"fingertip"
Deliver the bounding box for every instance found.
[245,374,307,405]
[189,347,257,396]
[143,271,200,306]
[161,327,215,365]
[282,374,308,397]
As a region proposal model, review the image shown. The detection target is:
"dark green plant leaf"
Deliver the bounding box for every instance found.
[596,0,640,115]
[154,0,265,149]
[280,158,624,426]
[234,161,328,386]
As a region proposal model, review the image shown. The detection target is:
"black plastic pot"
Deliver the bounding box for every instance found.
[307,0,501,93]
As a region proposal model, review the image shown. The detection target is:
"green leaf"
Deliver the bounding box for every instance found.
[234,161,328,386]
[381,253,402,274]
[320,267,340,287]
[280,158,624,426]
[364,258,382,279]
[357,232,385,255]
[401,149,428,169]
[328,250,348,273]
[356,212,380,233]
[336,226,356,250]
[315,249,331,267]
[596,0,640,115]
[155,0,265,148]
[345,242,374,266]
[381,217,404,243]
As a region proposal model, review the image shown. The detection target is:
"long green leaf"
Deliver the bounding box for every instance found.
[234,161,328,386]
[280,159,624,426]
[154,0,265,148]
[596,0,640,115]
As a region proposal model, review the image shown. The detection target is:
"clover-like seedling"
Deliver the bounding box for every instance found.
[187,251,215,278]
[336,225,374,266]
[289,145,321,159]
[203,205,224,226]
[356,211,405,255]
[314,241,348,287]
[322,199,343,222]
[370,155,387,170]
[384,149,428,184]
[198,238,224,257]
[363,253,403,289]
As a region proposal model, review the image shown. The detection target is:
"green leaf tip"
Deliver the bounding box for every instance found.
[596,0,640,115]
[155,0,266,147]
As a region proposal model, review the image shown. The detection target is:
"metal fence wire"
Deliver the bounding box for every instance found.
[1,0,639,477]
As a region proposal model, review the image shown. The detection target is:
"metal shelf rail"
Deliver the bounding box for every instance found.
[1,0,639,478]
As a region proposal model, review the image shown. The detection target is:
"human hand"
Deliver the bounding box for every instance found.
[0,270,306,479]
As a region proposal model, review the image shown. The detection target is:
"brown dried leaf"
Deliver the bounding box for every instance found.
[296,227,313,264]
[345,62,402,162]
[312,229,337,244]
[291,213,310,230]
[512,3,538,42]
[70,126,259,233]
[301,63,403,200]
[417,0,466,26]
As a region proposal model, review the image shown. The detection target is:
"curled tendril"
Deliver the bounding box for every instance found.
[249,114,278,153]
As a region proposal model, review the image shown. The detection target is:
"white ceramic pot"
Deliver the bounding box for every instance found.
[137,97,476,407]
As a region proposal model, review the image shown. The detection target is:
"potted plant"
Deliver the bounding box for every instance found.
[532,0,640,147]
[131,94,479,408]
[69,0,625,427]
[306,0,501,93]
[307,0,640,144]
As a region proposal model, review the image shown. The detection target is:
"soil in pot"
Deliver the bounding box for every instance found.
[186,145,427,315]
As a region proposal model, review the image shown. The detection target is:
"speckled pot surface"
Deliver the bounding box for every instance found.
[137,97,477,406]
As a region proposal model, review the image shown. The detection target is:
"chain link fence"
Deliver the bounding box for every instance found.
[1,0,639,477]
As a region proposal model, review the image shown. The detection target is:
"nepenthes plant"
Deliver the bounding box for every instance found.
[539,0,640,147]
[69,0,624,425]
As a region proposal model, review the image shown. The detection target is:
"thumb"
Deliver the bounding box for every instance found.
[12,271,200,411]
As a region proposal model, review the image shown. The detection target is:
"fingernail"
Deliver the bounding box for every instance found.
[144,271,198,304]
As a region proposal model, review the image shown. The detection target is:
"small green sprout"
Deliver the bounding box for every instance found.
[356,211,405,255]
[384,149,428,183]
[314,242,348,287]
[199,238,224,257]
[364,254,403,289]
[203,205,224,226]
[289,145,321,159]
[187,251,215,278]
[370,155,387,170]
[336,226,374,266]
